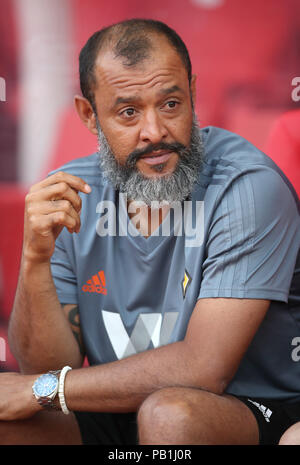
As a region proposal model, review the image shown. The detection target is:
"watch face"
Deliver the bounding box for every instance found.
[33,373,58,397]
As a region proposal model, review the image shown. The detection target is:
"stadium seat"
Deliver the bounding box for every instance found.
[44,105,97,175]
[264,110,300,198]
[0,323,19,372]
[0,183,26,371]
[0,184,26,321]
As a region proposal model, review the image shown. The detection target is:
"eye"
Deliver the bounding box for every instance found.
[165,100,179,110]
[120,107,136,118]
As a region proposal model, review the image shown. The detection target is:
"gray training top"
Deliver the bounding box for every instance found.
[50,126,300,402]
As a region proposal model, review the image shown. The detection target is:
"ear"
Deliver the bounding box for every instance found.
[74,95,98,136]
[190,74,197,105]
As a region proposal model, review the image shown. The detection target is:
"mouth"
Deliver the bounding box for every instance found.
[139,151,173,165]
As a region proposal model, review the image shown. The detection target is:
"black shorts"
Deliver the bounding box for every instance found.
[74,396,300,445]
[74,411,138,445]
[237,396,300,445]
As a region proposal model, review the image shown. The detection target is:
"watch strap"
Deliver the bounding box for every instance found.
[36,396,61,411]
[49,370,61,377]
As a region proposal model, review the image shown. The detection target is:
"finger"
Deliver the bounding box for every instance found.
[27,182,83,213]
[36,211,79,236]
[29,200,81,232]
[29,171,91,195]
[49,200,81,233]
[51,210,80,234]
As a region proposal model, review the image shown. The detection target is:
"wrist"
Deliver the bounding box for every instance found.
[32,370,61,412]
[27,374,44,414]
[31,367,73,414]
[21,249,52,267]
[20,253,52,280]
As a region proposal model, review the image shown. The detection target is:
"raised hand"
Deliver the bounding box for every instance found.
[23,171,91,262]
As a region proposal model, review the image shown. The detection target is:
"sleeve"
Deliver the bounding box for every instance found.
[198,166,300,302]
[50,230,78,305]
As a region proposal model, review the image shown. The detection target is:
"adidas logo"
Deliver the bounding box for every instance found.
[82,270,107,295]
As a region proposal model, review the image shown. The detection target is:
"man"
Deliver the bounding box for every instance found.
[0,19,299,445]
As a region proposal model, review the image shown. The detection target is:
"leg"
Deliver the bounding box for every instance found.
[137,387,259,445]
[0,410,82,445]
[279,422,300,445]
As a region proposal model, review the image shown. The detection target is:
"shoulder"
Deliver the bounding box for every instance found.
[201,125,279,171]
[199,126,299,212]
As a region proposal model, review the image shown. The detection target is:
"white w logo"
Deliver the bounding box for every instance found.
[102,310,179,360]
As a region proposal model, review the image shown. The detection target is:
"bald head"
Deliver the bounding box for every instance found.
[79,19,192,108]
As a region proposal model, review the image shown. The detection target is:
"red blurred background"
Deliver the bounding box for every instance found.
[0,0,299,371]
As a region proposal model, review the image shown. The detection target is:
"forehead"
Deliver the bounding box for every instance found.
[93,37,189,100]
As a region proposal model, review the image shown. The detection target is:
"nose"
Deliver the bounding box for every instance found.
[139,109,168,145]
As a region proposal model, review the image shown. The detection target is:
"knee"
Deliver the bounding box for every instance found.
[137,387,194,437]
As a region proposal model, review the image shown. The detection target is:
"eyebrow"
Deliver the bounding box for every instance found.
[113,95,139,107]
[112,85,184,108]
[159,85,183,95]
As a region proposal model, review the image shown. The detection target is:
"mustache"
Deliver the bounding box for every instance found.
[125,141,187,168]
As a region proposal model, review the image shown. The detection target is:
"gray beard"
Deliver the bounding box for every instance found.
[96,113,204,206]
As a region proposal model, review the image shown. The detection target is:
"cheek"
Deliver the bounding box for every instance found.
[166,111,193,146]
[102,124,138,164]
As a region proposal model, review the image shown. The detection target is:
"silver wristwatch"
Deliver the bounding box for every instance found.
[32,370,61,410]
